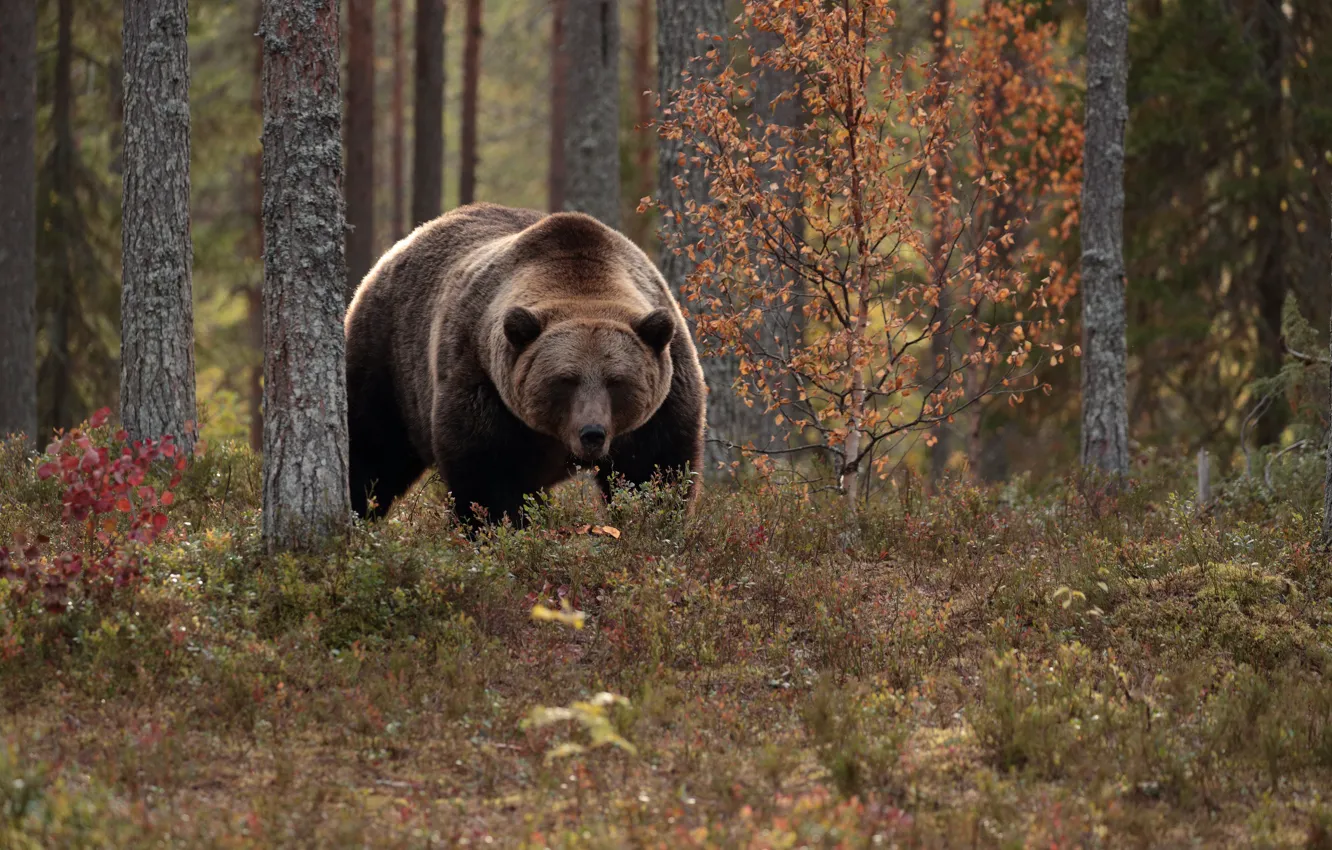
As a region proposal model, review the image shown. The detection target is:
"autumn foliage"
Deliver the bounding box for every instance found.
[655,0,1081,504]
[0,408,196,632]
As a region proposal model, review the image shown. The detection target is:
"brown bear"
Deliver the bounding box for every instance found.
[344,202,706,526]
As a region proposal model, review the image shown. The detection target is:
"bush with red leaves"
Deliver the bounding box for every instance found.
[0,408,199,620]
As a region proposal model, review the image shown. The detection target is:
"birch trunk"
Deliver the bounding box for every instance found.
[120,0,197,449]
[260,0,352,551]
[0,0,38,447]
[1079,0,1130,476]
[562,0,620,228]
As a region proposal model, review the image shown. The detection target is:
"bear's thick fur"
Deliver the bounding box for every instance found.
[345,203,706,525]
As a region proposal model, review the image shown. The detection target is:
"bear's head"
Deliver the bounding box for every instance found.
[501,306,675,462]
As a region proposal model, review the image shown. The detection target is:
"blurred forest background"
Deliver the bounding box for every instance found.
[25,0,1332,482]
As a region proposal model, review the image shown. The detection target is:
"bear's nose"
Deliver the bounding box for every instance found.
[579,425,607,453]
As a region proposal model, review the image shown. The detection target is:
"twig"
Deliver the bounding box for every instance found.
[1285,344,1331,366]
[1264,439,1310,492]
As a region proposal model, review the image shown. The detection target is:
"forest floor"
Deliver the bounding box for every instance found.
[2,429,1332,849]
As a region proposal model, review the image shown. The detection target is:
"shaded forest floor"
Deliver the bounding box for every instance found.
[3,433,1332,848]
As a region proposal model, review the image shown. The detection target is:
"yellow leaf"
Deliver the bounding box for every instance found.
[531,600,586,630]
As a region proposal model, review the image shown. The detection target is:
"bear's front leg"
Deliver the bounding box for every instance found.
[434,383,569,530]
[594,379,705,506]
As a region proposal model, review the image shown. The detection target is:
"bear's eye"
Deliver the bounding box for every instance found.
[553,374,580,389]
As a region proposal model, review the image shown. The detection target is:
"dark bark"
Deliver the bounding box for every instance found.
[260,0,352,550]
[40,0,78,434]
[0,0,38,446]
[391,0,405,239]
[548,0,567,211]
[345,0,376,300]
[1323,198,1332,550]
[249,0,265,454]
[628,0,653,247]
[750,24,803,455]
[656,0,733,469]
[562,0,620,228]
[1252,0,1289,447]
[121,0,197,449]
[1079,0,1130,475]
[459,0,482,205]
[412,0,445,226]
[928,0,952,484]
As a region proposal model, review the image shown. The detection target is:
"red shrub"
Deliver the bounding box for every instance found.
[0,407,198,617]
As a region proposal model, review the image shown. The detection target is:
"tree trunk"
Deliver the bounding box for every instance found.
[628,0,653,247]
[39,0,78,435]
[928,0,952,486]
[121,0,197,448]
[260,0,352,551]
[413,0,445,226]
[459,0,482,205]
[0,0,38,447]
[1079,0,1130,476]
[390,0,405,240]
[249,0,265,455]
[1323,197,1331,550]
[562,0,620,228]
[751,24,802,456]
[656,0,732,471]
[548,0,568,211]
[345,0,376,300]
[1252,0,1289,447]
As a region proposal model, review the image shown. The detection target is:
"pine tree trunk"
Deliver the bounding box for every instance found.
[628,0,653,247]
[1322,199,1332,550]
[121,0,197,449]
[413,0,445,226]
[562,0,620,228]
[0,0,38,447]
[751,25,802,455]
[548,0,567,211]
[1253,0,1289,447]
[248,0,264,455]
[459,0,482,205]
[345,0,376,300]
[260,0,352,551]
[41,0,77,435]
[1079,0,1130,476]
[390,0,405,239]
[656,0,732,472]
[928,0,952,485]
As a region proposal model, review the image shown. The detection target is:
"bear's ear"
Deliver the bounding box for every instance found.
[503,306,543,350]
[633,309,675,354]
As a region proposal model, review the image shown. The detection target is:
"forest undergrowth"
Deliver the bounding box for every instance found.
[1,417,1331,848]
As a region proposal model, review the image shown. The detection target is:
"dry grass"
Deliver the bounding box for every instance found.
[2,435,1331,848]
